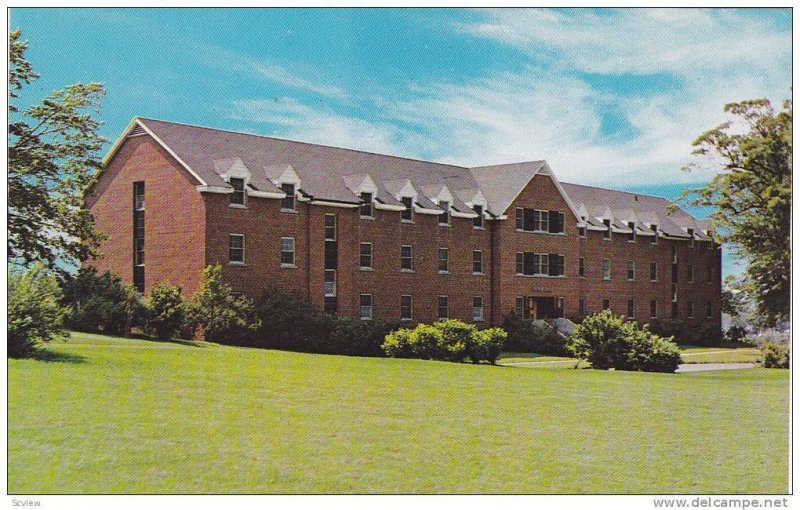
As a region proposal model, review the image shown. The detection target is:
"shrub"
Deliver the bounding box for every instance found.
[382,328,414,358]
[192,265,260,343]
[432,319,475,362]
[726,325,747,343]
[8,264,66,357]
[144,283,193,340]
[568,310,681,373]
[59,267,144,335]
[468,327,507,364]
[251,286,321,349]
[760,342,790,369]
[647,318,722,346]
[502,311,568,355]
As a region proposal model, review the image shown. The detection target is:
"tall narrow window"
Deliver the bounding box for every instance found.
[281,183,296,210]
[438,296,449,320]
[133,181,145,293]
[672,284,678,302]
[535,210,550,232]
[578,298,586,317]
[359,192,373,218]
[603,219,612,240]
[578,225,586,237]
[602,259,611,280]
[472,297,484,321]
[579,257,585,277]
[472,250,483,274]
[229,234,244,264]
[687,264,694,283]
[401,245,413,271]
[401,197,413,222]
[650,224,658,244]
[359,243,373,270]
[627,261,636,281]
[230,177,246,206]
[324,269,337,297]
[515,296,526,317]
[602,299,611,310]
[627,299,635,319]
[536,253,550,276]
[515,208,524,230]
[515,252,524,275]
[473,205,484,228]
[324,215,337,270]
[706,301,713,319]
[324,214,337,241]
[650,299,658,318]
[280,237,295,266]
[439,201,450,225]
[400,295,412,321]
[627,221,636,242]
[650,262,658,282]
[360,294,373,320]
[438,248,449,273]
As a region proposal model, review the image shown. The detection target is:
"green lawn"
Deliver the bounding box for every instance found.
[8,332,788,494]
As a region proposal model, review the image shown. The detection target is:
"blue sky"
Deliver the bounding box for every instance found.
[10,8,792,276]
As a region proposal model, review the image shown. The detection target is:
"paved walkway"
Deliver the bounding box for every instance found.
[675,362,757,373]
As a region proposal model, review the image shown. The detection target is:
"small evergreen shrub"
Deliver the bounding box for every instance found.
[59,267,144,335]
[432,319,475,362]
[501,311,568,355]
[760,342,790,368]
[192,265,260,343]
[468,327,508,365]
[8,264,66,357]
[382,328,414,358]
[144,283,192,340]
[568,310,682,372]
[382,319,508,364]
[726,325,747,343]
[251,286,321,349]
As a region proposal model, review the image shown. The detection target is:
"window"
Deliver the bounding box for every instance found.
[578,224,586,237]
[688,228,695,247]
[578,298,586,317]
[707,266,713,283]
[280,237,295,266]
[439,201,450,226]
[516,252,564,276]
[281,183,295,210]
[579,257,585,277]
[134,238,145,266]
[516,252,524,275]
[515,296,526,317]
[473,297,484,321]
[650,262,658,282]
[706,301,713,319]
[515,208,524,230]
[627,299,635,319]
[230,177,246,206]
[472,250,483,274]
[516,208,564,234]
[650,224,658,244]
[603,219,611,240]
[359,192,373,218]
[536,253,550,276]
[671,301,679,319]
[602,259,611,280]
[438,247,449,273]
[687,264,694,283]
[671,263,679,283]
[359,243,373,270]
[602,299,611,310]
[133,266,144,294]
[401,245,413,271]
[400,295,412,320]
[324,214,337,241]
[360,294,373,320]
[671,284,678,302]
[134,181,145,211]
[671,245,678,263]
[229,234,244,264]
[401,197,413,222]
[324,269,336,297]
[548,212,564,234]
[438,296,449,320]
[650,299,658,319]
[627,261,636,281]
[133,181,145,293]
[687,300,694,318]
[627,222,636,242]
[473,205,484,228]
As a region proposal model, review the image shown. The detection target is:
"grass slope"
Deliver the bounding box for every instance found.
[8,333,789,494]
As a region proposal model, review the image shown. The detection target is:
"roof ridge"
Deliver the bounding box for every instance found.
[136,116,470,173]
[561,181,673,203]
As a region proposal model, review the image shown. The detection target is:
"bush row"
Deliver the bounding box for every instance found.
[382,319,507,364]
[646,319,722,346]
[567,310,682,373]
[501,312,569,355]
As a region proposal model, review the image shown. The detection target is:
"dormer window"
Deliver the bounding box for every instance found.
[230,178,246,206]
[281,183,295,211]
[473,205,484,228]
[627,222,636,242]
[439,201,450,226]
[650,224,658,244]
[687,228,695,247]
[401,197,413,222]
[360,192,374,218]
[603,219,612,240]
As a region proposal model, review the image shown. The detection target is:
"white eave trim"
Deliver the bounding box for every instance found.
[249,190,286,199]
[452,210,479,219]
[197,185,232,194]
[197,185,286,200]
[415,206,443,215]
[309,200,359,209]
[375,203,406,212]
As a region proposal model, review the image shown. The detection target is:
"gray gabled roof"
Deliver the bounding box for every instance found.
[104,118,709,236]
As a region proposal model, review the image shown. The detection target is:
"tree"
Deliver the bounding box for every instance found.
[192,265,260,343]
[9,264,66,357]
[8,29,106,269]
[679,97,791,326]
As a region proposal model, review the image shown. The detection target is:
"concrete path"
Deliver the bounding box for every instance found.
[675,362,757,373]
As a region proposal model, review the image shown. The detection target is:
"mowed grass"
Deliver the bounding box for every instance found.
[8,333,789,494]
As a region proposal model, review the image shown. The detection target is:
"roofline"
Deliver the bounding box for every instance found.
[492,161,583,222]
[101,117,208,186]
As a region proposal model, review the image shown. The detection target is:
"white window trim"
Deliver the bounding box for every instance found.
[280,237,296,268]
[472,297,485,322]
[437,295,449,320]
[472,250,484,275]
[229,233,245,266]
[628,261,636,281]
[627,299,636,319]
[359,294,373,321]
[359,242,373,271]
[602,259,612,280]
[400,295,413,321]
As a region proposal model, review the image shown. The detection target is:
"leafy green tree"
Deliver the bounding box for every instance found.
[59,268,144,336]
[9,264,66,357]
[680,97,791,326]
[145,284,192,341]
[192,265,260,343]
[8,29,106,268]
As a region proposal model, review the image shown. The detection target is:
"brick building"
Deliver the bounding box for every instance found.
[85,118,722,328]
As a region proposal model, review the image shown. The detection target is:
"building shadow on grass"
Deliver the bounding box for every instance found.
[129,333,209,348]
[29,349,88,364]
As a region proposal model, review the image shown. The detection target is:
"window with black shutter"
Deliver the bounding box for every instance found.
[230,178,246,206]
[523,252,536,275]
[401,197,413,221]
[549,211,564,234]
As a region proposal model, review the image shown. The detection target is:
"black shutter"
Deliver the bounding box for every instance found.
[557,255,565,276]
[324,240,337,269]
[523,252,536,275]
[549,254,558,276]
[523,209,536,231]
[549,211,564,233]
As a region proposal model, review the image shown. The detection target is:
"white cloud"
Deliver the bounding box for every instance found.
[252,64,346,100]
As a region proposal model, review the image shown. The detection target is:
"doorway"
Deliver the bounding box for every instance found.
[527,296,563,320]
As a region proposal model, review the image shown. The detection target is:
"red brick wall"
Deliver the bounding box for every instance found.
[85,135,206,296]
